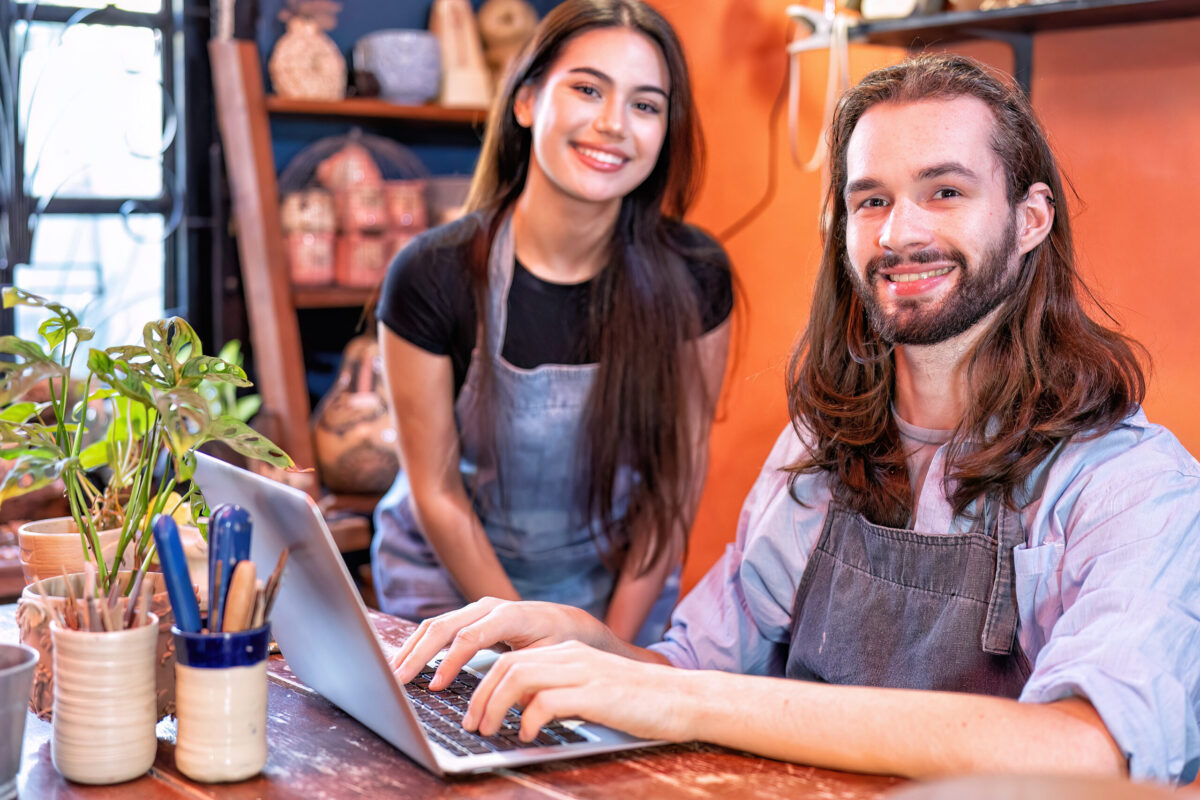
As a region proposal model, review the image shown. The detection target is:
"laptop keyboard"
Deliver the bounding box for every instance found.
[406,668,587,757]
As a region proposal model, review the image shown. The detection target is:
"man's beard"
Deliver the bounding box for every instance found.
[850,215,1022,346]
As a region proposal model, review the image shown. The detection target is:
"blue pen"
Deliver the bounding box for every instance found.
[209,504,252,633]
[152,514,202,633]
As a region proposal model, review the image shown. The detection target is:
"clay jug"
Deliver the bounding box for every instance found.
[312,334,399,494]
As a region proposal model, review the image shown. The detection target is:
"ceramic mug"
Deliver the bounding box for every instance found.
[172,624,271,783]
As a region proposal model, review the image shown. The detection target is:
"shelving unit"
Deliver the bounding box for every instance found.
[830,0,1200,91]
[266,95,488,124]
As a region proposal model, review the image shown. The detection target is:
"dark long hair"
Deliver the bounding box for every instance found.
[463,0,723,573]
[787,54,1146,527]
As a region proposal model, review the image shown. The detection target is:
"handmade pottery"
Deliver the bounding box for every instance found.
[18,517,125,584]
[173,624,271,782]
[354,29,441,105]
[429,0,493,108]
[17,572,183,720]
[312,334,399,494]
[50,613,158,785]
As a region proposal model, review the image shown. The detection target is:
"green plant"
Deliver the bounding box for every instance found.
[0,287,292,593]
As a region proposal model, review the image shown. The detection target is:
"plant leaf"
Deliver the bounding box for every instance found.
[153,387,212,459]
[78,438,109,470]
[143,317,203,384]
[0,401,39,423]
[0,452,65,503]
[87,349,155,406]
[234,395,262,422]
[181,355,251,387]
[209,415,293,468]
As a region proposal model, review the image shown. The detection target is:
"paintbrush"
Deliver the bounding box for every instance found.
[83,562,99,632]
[60,568,80,630]
[31,578,67,629]
[261,547,289,621]
[250,579,267,629]
[136,575,154,628]
[123,568,147,629]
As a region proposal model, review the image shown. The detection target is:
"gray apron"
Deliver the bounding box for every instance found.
[372,216,679,646]
[785,495,1031,696]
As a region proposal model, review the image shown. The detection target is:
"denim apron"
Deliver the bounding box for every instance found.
[372,216,679,646]
[785,494,1031,696]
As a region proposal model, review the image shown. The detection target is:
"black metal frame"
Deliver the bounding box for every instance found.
[0,0,212,341]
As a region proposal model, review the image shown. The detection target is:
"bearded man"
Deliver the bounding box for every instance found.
[391,54,1200,784]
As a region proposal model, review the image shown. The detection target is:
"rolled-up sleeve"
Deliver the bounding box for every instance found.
[1020,424,1200,784]
[651,426,832,676]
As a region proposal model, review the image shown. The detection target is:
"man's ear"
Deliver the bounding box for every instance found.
[1016,182,1055,256]
[513,83,536,129]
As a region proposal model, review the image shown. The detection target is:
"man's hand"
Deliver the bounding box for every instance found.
[462,640,699,743]
[390,597,622,689]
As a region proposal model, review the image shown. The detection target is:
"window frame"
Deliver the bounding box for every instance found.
[0,0,187,335]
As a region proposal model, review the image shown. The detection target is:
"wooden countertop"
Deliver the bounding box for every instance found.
[1,604,906,798]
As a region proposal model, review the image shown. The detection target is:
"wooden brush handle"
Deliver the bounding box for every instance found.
[222,561,258,633]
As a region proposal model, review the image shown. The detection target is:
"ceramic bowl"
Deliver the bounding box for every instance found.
[354,29,441,105]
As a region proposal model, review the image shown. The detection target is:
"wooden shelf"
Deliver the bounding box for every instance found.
[849,0,1200,48]
[265,96,488,125]
[292,285,377,310]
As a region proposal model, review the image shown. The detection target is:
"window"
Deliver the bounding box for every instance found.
[1,0,182,353]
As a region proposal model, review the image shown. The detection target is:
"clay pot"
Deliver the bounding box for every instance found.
[286,230,336,286]
[316,142,381,193]
[18,518,126,584]
[50,613,158,784]
[17,572,184,720]
[385,179,428,231]
[312,334,399,494]
[337,183,388,232]
[335,231,390,288]
[280,188,336,233]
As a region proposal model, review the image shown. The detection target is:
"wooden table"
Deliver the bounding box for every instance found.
[1,604,906,799]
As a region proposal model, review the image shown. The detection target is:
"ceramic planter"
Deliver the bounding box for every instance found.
[50,613,158,785]
[17,517,125,584]
[16,572,183,720]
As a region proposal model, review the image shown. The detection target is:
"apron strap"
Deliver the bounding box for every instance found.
[979,438,1071,654]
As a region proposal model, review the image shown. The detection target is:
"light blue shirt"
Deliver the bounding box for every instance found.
[651,409,1200,783]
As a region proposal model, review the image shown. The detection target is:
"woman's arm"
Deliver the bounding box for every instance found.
[605,320,731,641]
[379,324,520,603]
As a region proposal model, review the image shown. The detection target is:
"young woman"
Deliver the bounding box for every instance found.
[371,0,733,645]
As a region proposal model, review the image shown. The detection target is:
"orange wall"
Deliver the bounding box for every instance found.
[653,1,1200,593]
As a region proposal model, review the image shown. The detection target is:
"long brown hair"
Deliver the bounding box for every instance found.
[787,54,1146,527]
[462,0,723,573]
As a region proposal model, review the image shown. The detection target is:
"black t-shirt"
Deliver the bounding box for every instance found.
[376,213,734,396]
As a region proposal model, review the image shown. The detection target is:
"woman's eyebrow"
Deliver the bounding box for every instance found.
[566,66,668,99]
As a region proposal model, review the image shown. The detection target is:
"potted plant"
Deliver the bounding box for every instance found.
[0,287,293,718]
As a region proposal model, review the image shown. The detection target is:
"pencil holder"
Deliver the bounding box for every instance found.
[172,623,270,783]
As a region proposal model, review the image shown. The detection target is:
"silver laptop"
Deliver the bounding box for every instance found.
[192,452,662,775]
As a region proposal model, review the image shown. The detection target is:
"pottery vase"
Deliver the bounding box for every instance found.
[50,613,159,785]
[312,334,399,494]
[17,570,189,720]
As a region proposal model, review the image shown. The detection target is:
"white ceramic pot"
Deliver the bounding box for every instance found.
[50,613,159,785]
